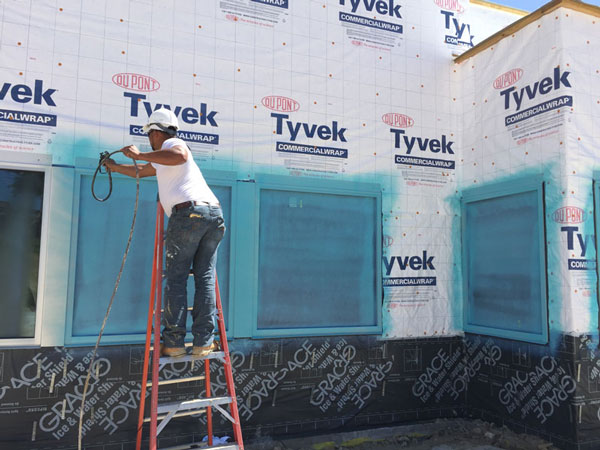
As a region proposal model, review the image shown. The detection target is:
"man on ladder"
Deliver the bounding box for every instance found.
[104,108,225,357]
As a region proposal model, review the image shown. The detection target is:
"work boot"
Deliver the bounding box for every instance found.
[160,344,186,357]
[191,341,219,357]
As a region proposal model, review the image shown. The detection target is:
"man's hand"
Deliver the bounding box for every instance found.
[120,145,143,160]
[102,157,118,171]
[100,157,155,178]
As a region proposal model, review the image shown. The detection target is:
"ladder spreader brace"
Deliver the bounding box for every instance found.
[135,202,244,450]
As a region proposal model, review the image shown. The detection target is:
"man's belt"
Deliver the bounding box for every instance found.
[172,200,220,212]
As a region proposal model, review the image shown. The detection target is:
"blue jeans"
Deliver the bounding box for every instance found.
[162,204,225,348]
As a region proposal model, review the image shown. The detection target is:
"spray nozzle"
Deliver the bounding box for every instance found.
[98,151,110,174]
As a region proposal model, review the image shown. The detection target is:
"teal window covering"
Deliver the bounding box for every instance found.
[462,180,547,343]
[257,189,378,330]
[71,175,157,337]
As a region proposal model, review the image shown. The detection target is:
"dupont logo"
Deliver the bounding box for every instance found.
[226,14,239,21]
[112,73,160,92]
[351,40,363,46]
[552,206,586,224]
[435,0,465,13]
[382,113,414,128]
[493,69,523,90]
[261,96,300,112]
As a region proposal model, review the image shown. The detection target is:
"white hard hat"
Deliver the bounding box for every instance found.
[142,108,179,135]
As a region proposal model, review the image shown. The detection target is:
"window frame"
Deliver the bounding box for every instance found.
[64,166,238,346]
[0,160,52,348]
[461,176,548,344]
[245,174,383,339]
[593,176,600,334]
[65,168,155,345]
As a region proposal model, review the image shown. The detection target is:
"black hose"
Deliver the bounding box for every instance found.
[91,150,134,202]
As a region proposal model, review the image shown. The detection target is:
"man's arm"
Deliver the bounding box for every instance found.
[103,159,156,178]
[121,145,188,165]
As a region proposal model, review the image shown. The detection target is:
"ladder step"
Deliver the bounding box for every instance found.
[150,341,221,351]
[144,408,207,422]
[160,443,239,450]
[159,351,225,365]
[147,375,205,387]
[156,396,232,415]
[204,445,239,450]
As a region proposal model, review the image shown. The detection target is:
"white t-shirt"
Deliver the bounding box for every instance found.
[150,138,219,216]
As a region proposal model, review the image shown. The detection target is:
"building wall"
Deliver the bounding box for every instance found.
[14,1,600,450]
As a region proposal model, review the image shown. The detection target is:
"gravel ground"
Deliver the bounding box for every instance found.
[246,418,559,450]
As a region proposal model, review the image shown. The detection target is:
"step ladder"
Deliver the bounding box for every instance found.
[135,202,244,450]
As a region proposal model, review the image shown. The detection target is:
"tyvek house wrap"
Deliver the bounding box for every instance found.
[0,0,521,342]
